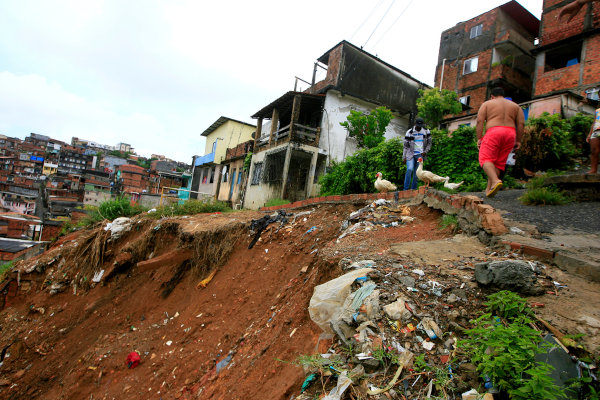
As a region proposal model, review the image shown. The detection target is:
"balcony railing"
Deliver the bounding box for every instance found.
[257,123,319,148]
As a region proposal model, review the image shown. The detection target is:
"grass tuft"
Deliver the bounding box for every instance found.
[439,214,458,231]
[519,187,571,205]
[264,198,291,208]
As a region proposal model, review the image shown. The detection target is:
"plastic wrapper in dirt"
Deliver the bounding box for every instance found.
[126,351,140,369]
[308,268,374,333]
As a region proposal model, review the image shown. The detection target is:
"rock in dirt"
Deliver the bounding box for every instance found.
[474,260,544,295]
[397,275,416,288]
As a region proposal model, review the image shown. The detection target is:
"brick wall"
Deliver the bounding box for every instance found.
[41,224,62,241]
[490,64,532,91]
[540,0,600,46]
[583,35,600,85]
[534,64,580,95]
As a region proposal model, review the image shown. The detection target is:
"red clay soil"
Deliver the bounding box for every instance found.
[0,203,453,400]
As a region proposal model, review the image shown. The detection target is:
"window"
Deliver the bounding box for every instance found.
[237,170,243,185]
[544,41,582,72]
[459,95,471,106]
[251,162,263,185]
[463,57,478,74]
[209,167,215,184]
[470,23,483,39]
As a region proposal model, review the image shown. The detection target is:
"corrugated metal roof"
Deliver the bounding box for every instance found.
[201,116,256,137]
[0,238,40,253]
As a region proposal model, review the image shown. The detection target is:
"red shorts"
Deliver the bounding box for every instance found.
[479,126,516,171]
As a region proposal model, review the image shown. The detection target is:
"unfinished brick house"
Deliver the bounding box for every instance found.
[244,40,428,209]
[532,0,600,101]
[435,0,540,125]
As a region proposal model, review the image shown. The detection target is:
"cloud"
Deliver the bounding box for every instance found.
[0,0,544,164]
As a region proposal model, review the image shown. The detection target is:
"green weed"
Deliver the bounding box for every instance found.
[98,195,145,220]
[264,198,291,208]
[0,261,15,282]
[519,187,571,206]
[439,214,458,231]
[484,290,532,321]
[151,200,230,218]
[459,291,566,400]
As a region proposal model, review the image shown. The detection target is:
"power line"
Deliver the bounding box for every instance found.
[363,0,398,48]
[349,0,385,42]
[371,0,415,50]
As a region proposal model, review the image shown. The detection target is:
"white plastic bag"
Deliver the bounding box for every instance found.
[308,268,373,332]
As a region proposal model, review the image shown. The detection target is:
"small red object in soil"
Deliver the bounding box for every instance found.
[126,351,141,369]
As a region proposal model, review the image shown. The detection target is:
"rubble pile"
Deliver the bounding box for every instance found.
[295,253,587,399]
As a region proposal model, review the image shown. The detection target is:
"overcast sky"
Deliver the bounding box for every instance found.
[0,0,542,163]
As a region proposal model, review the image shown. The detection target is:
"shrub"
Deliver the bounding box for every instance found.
[517,112,578,172]
[97,196,145,220]
[426,126,487,190]
[339,106,394,149]
[319,137,405,195]
[416,88,463,128]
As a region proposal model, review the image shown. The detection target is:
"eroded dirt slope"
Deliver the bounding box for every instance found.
[0,203,453,399]
[1,201,598,400]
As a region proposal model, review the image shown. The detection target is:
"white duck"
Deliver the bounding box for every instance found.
[416,157,448,187]
[443,177,464,190]
[374,172,397,193]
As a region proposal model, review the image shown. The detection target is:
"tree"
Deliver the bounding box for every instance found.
[416,88,462,128]
[340,106,394,149]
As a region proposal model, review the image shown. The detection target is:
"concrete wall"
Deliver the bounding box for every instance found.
[243,149,285,210]
[204,121,255,165]
[320,90,409,163]
[83,190,111,207]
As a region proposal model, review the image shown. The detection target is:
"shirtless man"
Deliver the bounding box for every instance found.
[476,87,524,197]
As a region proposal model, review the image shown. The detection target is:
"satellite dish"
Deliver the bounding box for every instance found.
[251,132,256,139]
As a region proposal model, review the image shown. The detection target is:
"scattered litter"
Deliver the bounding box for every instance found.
[308,268,374,333]
[197,270,217,288]
[301,373,318,393]
[104,217,132,240]
[165,341,172,346]
[411,269,425,276]
[422,341,435,351]
[304,226,317,235]
[92,269,105,283]
[323,371,351,400]
[126,351,140,369]
[215,354,232,374]
[509,226,525,235]
[147,208,156,213]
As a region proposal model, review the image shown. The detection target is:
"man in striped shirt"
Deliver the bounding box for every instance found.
[403,117,432,190]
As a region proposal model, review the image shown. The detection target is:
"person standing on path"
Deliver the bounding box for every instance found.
[403,117,432,190]
[587,107,600,174]
[476,87,525,197]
